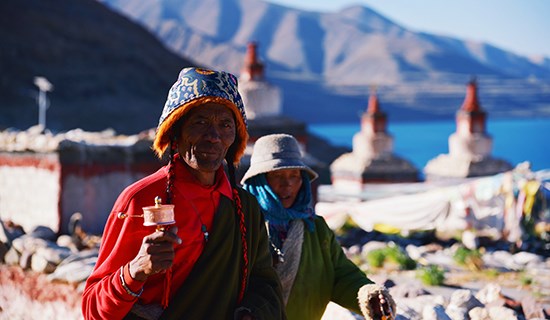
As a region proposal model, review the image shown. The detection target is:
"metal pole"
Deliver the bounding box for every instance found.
[38,90,46,130]
[34,77,53,133]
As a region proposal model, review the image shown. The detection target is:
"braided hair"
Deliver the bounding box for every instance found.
[225,143,249,303]
[165,135,178,205]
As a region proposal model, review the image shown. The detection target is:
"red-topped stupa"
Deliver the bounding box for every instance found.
[330,88,419,189]
[237,41,307,146]
[353,88,391,159]
[424,79,512,180]
[237,41,323,184]
[238,41,282,119]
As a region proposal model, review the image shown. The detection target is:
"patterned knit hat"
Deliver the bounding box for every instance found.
[241,133,318,185]
[153,67,249,165]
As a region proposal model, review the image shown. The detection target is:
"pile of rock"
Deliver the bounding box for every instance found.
[0,215,99,319]
[1,216,99,284]
[343,239,550,319]
[323,281,547,320]
[0,125,155,153]
[379,279,547,319]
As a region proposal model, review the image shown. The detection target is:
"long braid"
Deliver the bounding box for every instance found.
[162,137,177,309]
[165,137,177,204]
[227,154,248,304]
[233,187,248,303]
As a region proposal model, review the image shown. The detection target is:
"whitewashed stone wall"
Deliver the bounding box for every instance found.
[0,165,60,232]
[0,127,160,235]
[239,80,282,119]
[61,172,148,235]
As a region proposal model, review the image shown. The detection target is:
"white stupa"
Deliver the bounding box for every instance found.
[236,41,323,183]
[238,42,282,119]
[424,79,512,180]
[330,89,419,189]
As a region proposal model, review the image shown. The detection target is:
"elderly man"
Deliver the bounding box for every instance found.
[82,68,285,320]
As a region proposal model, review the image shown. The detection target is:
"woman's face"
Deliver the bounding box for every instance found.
[266,169,303,209]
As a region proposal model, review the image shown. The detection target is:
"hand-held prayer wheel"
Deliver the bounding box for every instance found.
[142,196,175,231]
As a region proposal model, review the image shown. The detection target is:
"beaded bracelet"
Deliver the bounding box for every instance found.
[119,266,144,298]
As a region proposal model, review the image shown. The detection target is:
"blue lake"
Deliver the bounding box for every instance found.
[309,118,550,172]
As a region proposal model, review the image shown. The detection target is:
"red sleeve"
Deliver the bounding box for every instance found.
[81,196,148,320]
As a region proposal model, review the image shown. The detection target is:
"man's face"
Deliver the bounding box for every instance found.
[178,103,236,175]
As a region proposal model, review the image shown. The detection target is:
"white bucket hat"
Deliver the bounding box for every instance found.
[241,133,318,185]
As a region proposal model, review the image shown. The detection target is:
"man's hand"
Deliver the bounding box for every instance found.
[129,227,182,281]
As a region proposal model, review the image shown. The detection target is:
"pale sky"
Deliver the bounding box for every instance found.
[266,0,550,59]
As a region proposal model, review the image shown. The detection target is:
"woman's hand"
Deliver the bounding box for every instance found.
[358,284,396,320]
[129,227,182,281]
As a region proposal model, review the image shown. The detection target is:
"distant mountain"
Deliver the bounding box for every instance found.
[0,0,195,134]
[2,0,549,134]
[98,0,550,123]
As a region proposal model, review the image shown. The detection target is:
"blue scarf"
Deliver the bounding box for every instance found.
[243,173,316,251]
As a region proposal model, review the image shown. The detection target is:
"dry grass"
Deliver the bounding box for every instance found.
[0,265,82,320]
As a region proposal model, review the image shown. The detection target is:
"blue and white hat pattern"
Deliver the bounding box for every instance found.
[157,67,247,129]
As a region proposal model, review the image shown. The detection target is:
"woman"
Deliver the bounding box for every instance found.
[242,133,395,320]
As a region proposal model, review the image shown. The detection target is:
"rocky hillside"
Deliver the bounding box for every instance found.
[0,0,195,134]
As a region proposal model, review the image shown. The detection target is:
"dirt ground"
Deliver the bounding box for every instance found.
[1,263,549,319]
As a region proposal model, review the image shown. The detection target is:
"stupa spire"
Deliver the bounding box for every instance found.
[367,86,380,114]
[241,41,264,81]
[361,86,387,134]
[462,77,481,112]
[456,77,486,135]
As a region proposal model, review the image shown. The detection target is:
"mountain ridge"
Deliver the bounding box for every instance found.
[97,0,550,124]
[1,0,549,135]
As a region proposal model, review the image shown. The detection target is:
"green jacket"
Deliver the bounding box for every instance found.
[285,217,373,320]
[162,189,286,320]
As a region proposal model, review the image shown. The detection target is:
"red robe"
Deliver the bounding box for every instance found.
[82,160,285,319]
